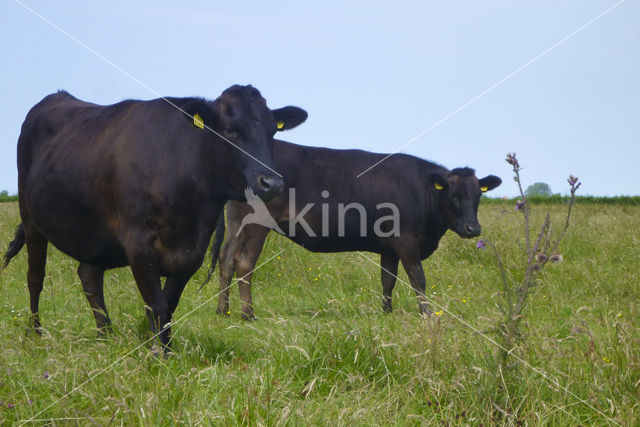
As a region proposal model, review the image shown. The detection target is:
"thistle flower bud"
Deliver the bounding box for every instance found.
[567,175,581,195]
[536,254,547,262]
[505,152,519,168]
[549,254,563,263]
[515,200,525,211]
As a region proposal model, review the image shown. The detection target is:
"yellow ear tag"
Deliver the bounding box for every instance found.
[434,182,443,190]
[481,186,488,193]
[276,121,284,130]
[193,113,204,129]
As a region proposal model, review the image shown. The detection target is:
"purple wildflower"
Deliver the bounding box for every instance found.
[476,240,486,249]
[535,254,547,262]
[7,403,14,409]
[28,399,33,405]
[43,370,50,379]
[515,200,525,211]
[549,254,564,263]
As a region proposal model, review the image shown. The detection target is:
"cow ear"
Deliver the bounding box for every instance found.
[272,106,308,131]
[181,100,216,130]
[429,173,448,191]
[479,175,502,192]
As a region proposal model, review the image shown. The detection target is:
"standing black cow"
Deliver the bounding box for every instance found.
[2,85,307,352]
[215,140,501,319]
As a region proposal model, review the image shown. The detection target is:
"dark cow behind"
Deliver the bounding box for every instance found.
[3,85,307,352]
[215,140,501,319]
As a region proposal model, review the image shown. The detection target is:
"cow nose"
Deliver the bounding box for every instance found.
[255,174,284,200]
[465,224,481,237]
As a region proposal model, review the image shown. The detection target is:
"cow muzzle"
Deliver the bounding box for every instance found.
[253,174,284,201]
[461,223,481,238]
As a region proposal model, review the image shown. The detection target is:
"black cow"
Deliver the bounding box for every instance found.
[2,85,307,352]
[215,140,501,319]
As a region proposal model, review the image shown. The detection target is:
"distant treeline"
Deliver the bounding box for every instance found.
[483,195,640,205]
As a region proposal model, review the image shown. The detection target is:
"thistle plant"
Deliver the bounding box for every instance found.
[481,153,580,362]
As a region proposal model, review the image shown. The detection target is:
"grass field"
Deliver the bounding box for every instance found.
[0,200,638,425]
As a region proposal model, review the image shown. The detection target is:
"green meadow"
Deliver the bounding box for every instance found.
[0,199,638,425]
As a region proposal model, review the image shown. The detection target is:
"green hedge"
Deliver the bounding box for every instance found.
[0,194,18,203]
[482,195,640,205]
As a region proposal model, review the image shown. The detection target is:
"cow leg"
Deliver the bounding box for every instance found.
[164,275,191,315]
[235,253,259,320]
[235,227,269,320]
[161,275,191,349]
[236,265,257,321]
[24,227,48,333]
[380,253,399,313]
[128,254,171,353]
[216,202,244,316]
[399,255,431,316]
[216,235,238,316]
[77,263,112,335]
[217,223,269,319]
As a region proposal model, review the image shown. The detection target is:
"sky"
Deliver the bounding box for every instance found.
[0,0,638,197]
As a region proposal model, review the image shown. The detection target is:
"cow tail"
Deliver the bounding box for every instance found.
[200,209,226,290]
[3,224,25,270]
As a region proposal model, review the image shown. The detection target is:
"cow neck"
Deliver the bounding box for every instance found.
[430,197,448,237]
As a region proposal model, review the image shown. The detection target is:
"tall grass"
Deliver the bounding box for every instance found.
[0,200,638,425]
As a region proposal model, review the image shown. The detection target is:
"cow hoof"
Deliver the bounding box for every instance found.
[419,309,433,320]
[97,324,114,337]
[418,303,432,317]
[382,304,393,314]
[241,313,256,321]
[26,326,43,337]
[150,344,172,359]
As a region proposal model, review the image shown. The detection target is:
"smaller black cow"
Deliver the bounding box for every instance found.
[215,140,501,319]
[3,86,307,352]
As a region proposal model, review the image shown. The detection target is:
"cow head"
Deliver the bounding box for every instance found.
[184,85,307,201]
[431,167,501,238]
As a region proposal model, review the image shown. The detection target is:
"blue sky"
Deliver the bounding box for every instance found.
[1,0,638,197]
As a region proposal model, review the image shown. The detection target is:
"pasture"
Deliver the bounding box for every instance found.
[0,199,638,425]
